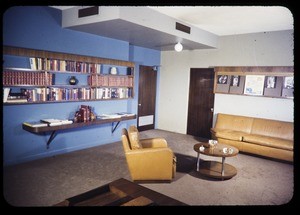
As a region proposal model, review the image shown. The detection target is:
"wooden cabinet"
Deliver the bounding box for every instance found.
[214,66,294,99]
[3,46,135,104]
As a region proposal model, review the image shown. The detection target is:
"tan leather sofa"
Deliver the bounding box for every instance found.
[121,126,176,181]
[211,113,293,162]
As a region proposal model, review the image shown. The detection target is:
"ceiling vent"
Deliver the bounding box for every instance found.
[78,6,99,18]
[176,22,191,34]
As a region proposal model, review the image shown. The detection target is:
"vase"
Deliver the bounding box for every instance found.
[69,76,78,85]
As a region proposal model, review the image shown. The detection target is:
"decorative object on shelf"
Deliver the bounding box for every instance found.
[74,105,96,123]
[110,67,117,75]
[69,76,78,85]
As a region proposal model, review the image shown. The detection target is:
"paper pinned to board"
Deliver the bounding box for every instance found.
[138,115,153,126]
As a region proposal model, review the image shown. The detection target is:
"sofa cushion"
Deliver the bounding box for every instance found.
[251,118,294,141]
[243,134,293,151]
[213,129,245,141]
[128,126,142,150]
[214,113,253,134]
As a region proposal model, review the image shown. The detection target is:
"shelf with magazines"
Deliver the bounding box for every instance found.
[3,46,135,105]
[213,66,294,99]
[22,114,136,149]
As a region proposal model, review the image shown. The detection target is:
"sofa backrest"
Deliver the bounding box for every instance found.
[251,118,294,141]
[214,113,253,134]
[214,113,294,141]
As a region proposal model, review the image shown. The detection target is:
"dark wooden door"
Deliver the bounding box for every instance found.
[187,68,215,138]
[137,65,157,131]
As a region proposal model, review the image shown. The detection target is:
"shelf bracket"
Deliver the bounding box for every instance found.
[46,131,57,149]
[111,121,121,133]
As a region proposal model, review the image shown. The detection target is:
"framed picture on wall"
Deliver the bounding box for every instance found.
[283,76,294,89]
[265,76,277,89]
[244,75,265,96]
[217,75,228,84]
[231,75,240,87]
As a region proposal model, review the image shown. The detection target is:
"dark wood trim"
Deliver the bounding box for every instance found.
[3,45,135,67]
[214,66,294,74]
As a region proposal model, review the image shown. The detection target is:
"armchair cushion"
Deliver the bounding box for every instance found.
[140,138,168,148]
[128,125,142,149]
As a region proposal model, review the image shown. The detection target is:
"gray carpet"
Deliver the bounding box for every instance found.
[3,129,294,206]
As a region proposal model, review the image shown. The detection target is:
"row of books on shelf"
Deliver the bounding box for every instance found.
[3,70,133,88]
[4,87,133,103]
[3,70,54,86]
[30,57,102,73]
[88,74,134,87]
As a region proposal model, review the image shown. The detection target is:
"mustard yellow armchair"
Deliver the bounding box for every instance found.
[121,126,176,182]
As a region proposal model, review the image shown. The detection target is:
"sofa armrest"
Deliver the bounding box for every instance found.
[140,138,168,148]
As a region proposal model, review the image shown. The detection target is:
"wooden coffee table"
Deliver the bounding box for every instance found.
[193,142,239,180]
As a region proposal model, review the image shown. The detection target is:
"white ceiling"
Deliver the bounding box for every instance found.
[52,6,293,36]
[149,6,293,36]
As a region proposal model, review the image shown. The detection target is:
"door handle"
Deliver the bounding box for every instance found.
[138,104,142,106]
[210,108,214,112]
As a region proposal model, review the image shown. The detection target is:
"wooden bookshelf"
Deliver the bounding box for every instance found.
[3,46,135,104]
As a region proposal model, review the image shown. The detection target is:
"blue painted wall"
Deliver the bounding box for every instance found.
[3,6,161,165]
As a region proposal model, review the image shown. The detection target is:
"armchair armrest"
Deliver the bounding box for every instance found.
[140,138,168,148]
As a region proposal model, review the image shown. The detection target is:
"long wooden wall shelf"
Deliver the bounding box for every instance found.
[23,114,136,149]
[213,66,294,99]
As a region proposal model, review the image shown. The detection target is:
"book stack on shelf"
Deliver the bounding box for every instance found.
[5,91,28,103]
[22,121,49,128]
[22,119,73,127]
[6,96,28,103]
[97,114,122,120]
[97,112,135,119]
[3,69,53,86]
[40,119,73,126]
